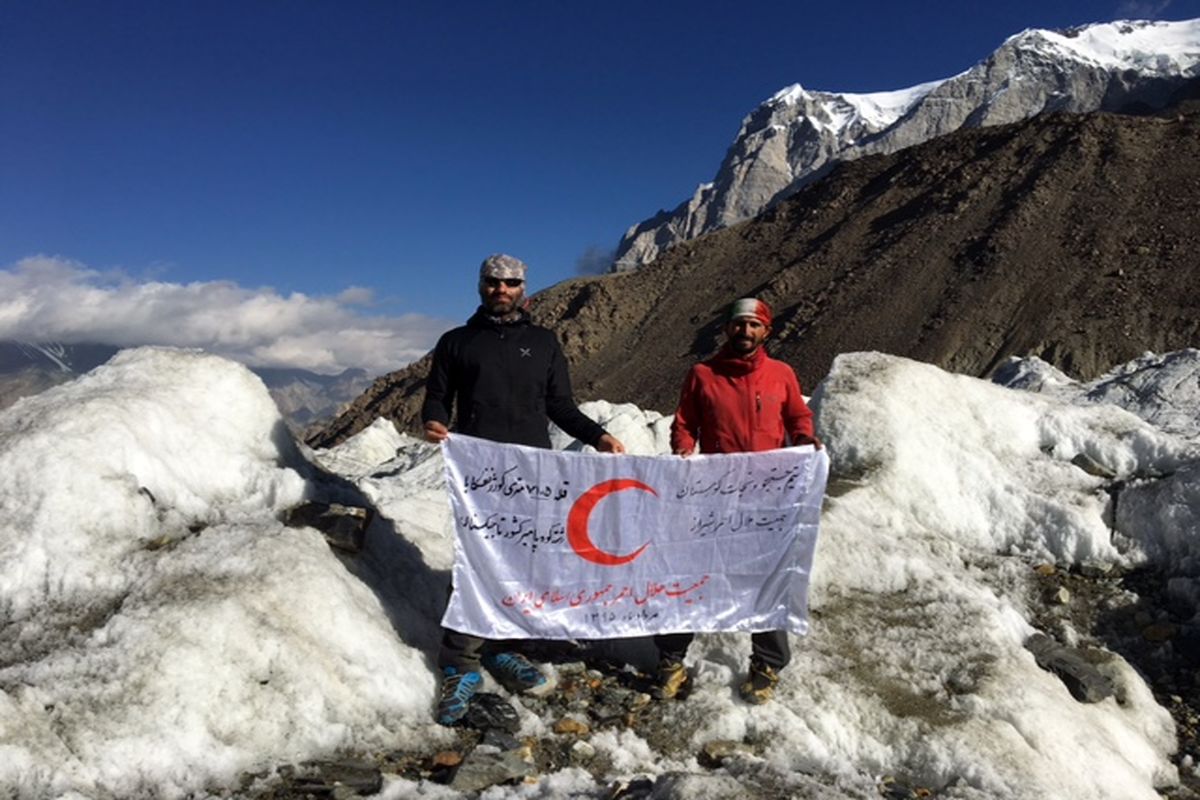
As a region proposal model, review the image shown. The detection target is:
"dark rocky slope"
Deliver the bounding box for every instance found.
[311,105,1200,447]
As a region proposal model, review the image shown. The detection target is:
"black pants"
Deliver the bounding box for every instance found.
[437,627,490,671]
[437,579,499,671]
[653,630,790,671]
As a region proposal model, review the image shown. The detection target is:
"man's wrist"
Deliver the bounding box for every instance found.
[423,419,450,442]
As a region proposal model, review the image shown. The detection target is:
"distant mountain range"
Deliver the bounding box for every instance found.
[0,341,120,375]
[0,342,121,411]
[614,18,1200,270]
[253,365,372,433]
[0,342,371,434]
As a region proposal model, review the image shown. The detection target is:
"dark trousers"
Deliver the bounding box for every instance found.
[437,582,496,671]
[437,627,490,671]
[654,630,791,671]
[438,627,549,672]
[437,578,531,671]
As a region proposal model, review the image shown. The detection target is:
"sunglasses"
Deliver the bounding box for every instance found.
[483,277,524,288]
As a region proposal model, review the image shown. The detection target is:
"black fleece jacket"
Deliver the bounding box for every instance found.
[421,308,607,449]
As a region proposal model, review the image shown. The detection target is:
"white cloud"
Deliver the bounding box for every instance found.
[0,256,451,376]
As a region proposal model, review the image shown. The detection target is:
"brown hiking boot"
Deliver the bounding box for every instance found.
[738,662,779,705]
[652,660,689,700]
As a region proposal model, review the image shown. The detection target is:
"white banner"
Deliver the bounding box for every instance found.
[440,434,829,640]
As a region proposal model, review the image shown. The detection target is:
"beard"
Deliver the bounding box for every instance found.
[729,335,759,354]
[483,289,525,316]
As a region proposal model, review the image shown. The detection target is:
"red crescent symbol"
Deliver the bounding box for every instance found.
[566,479,655,566]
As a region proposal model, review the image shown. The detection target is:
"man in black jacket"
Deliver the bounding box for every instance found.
[422,253,624,725]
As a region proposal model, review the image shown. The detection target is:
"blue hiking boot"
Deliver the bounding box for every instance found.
[436,666,483,726]
[482,651,554,696]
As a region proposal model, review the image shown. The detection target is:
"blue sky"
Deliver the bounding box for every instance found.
[2,0,1196,374]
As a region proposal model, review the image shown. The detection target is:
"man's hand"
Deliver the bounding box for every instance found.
[673,447,695,458]
[423,420,450,444]
[796,434,824,450]
[595,433,626,454]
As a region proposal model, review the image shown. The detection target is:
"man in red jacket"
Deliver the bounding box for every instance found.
[655,296,821,704]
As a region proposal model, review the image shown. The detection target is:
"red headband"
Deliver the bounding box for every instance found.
[729,298,772,326]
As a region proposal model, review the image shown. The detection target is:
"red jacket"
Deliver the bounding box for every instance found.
[671,346,815,454]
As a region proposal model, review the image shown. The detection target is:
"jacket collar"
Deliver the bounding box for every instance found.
[468,307,532,329]
[708,344,767,376]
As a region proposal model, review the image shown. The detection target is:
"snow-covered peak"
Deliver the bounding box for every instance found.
[1004,18,1200,73]
[842,79,947,125]
[767,78,944,132]
[762,19,1200,135]
[614,16,1200,270]
[767,82,807,105]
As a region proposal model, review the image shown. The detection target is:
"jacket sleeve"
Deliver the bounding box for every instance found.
[544,336,607,447]
[783,367,816,444]
[670,367,702,454]
[421,334,454,427]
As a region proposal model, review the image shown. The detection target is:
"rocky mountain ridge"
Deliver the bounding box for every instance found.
[614,18,1200,270]
[310,101,1200,448]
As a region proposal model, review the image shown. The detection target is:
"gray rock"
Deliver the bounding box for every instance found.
[1070,452,1118,479]
[1047,586,1072,605]
[1025,632,1117,703]
[699,739,755,766]
[464,692,520,733]
[590,683,647,723]
[481,729,522,750]
[1080,560,1117,579]
[450,746,536,793]
[285,759,382,796]
[570,739,597,764]
[285,501,372,553]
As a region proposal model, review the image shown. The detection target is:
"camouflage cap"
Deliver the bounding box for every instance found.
[479,253,528,282]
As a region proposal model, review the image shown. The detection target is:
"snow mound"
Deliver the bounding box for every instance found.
[0,349,439,799]
[3,347,1198,798]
